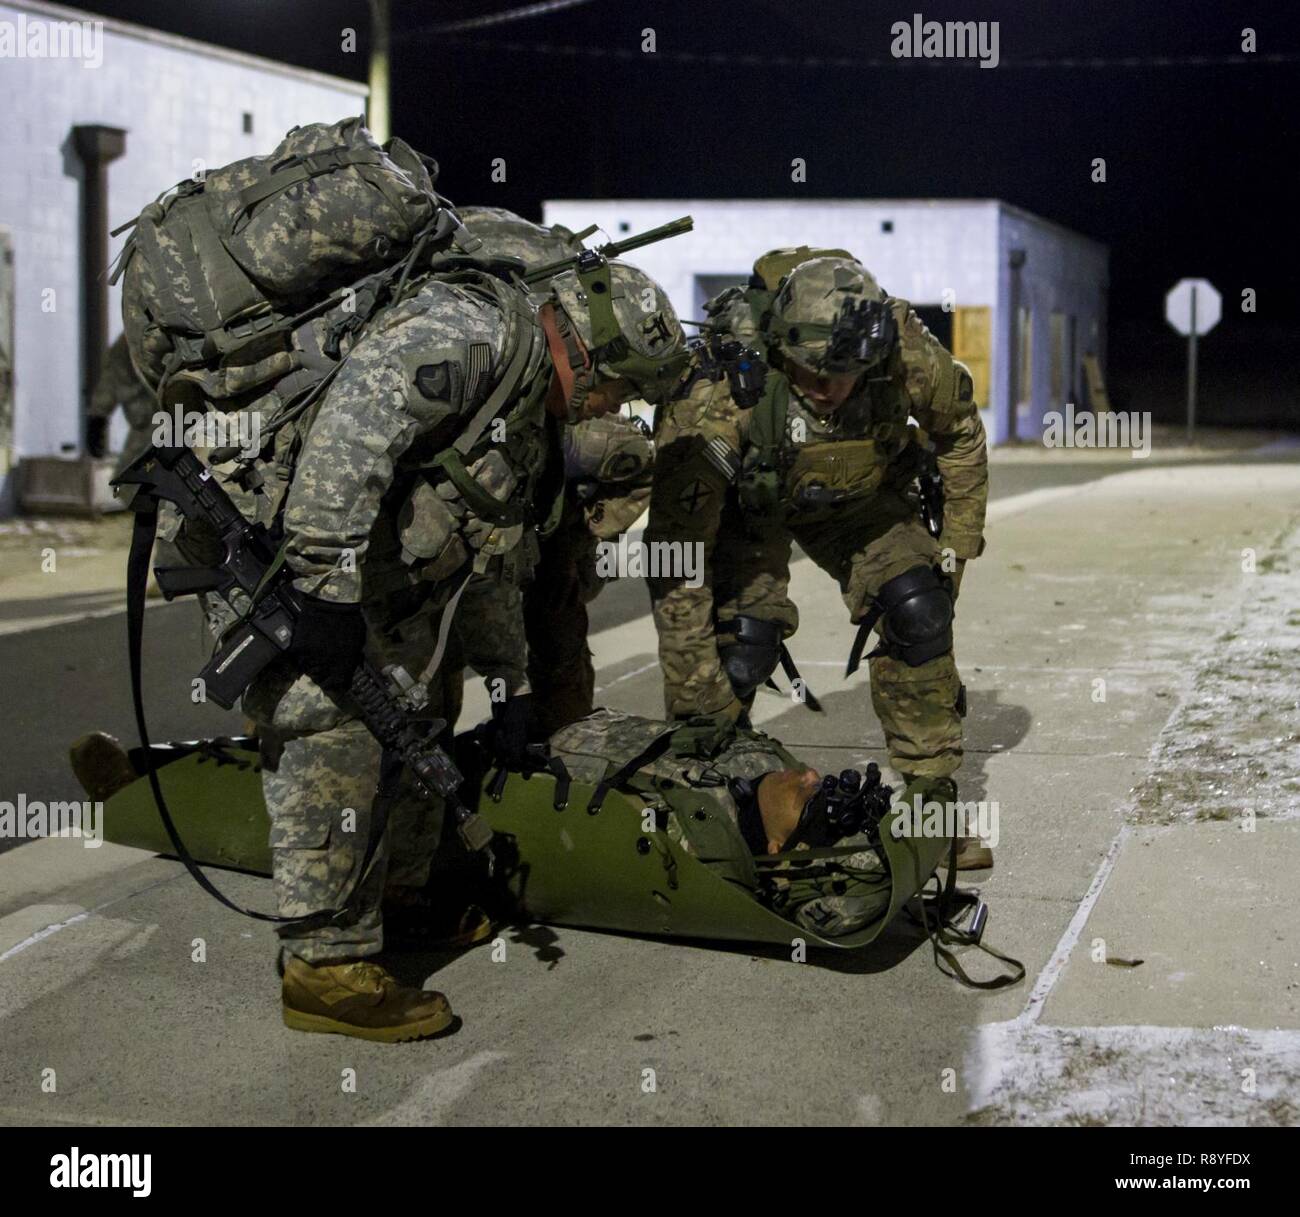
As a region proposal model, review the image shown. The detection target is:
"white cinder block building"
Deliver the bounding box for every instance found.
[543,198,1109,446]
[0,0,367,512]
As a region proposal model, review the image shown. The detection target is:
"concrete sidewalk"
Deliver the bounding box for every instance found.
[0,458,1297,1125]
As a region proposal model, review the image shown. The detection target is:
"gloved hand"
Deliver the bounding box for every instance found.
[86,416,110,459]
[489,693,539,769]
[670,699,742,759]
[288,592,366,695]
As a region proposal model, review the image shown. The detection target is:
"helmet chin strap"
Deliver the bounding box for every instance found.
[540,301,597,422]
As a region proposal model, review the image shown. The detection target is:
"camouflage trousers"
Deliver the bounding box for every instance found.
[717,488,963,781]
[523,498,603,736]
[246,608,466,963]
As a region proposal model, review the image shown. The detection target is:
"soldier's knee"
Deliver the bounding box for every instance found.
[873,564,953,667]
[717,615,783,700]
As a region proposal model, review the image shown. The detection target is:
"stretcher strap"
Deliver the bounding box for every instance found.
[586,730,677,814]
[906,837,1026,990]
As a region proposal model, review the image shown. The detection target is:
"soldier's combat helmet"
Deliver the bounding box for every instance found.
[545,257,688,419]
[765,256,897,376]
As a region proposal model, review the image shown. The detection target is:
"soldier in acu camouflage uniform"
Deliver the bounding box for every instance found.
[459,207,667,736]
[645,251,992,869]
[549,708,893,937]
[247,247,685,1041]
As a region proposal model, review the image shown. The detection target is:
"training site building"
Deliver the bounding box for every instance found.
[0,0,367,514]
[543,199,1110,447]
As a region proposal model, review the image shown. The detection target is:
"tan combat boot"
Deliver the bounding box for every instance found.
[904,773,994,871]
[951,836,994,870]
[281,957,454,1042]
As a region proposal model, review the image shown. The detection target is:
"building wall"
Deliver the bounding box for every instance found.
[996,204,1110,442]
[0,0,366,507]
[542,196,999,329]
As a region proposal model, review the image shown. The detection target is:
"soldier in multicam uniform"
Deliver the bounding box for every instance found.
[232,250,685,1041]
[458,207,663,736]
[645,251,992,869]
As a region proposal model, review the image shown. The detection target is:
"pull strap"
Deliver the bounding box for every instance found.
[907,837,1026,990]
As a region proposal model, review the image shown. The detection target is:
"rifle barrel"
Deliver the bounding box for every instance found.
[523,215,693,285]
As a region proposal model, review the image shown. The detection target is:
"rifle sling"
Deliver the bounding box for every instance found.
[126,499,390,928]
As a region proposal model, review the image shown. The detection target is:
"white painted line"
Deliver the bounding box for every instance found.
[0,870,188,963]
[1019,824,1131,1026]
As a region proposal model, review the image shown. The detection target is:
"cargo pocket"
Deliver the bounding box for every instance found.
[269,804,332,851]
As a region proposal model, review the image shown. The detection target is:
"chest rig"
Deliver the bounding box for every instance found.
[736,343,918,522]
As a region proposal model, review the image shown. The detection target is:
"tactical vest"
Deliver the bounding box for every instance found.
[734,324,921,523]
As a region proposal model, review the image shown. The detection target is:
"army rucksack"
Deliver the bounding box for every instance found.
[457,205,590,269]
[113,117,465,406]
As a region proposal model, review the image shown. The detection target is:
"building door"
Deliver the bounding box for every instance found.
[912,306,954,353]
[950,305,991,410]
[1050,312,1066,408]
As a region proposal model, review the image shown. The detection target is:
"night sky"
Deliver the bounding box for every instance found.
[75,0,1300,427]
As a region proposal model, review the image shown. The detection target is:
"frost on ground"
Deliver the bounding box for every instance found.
[965,1022,1300,1126]
[0,513,130,559]
[1131,517,1300,826]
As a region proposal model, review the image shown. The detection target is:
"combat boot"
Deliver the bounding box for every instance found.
[903,774,994,871]
[281,957,454,1042]
[382,886,495,950]
[951,836,994,870]
[69,732,138,802]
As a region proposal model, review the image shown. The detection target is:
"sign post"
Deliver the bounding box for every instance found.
[1165,278,1221,443]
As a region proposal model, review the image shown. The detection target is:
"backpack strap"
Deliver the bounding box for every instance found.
[233,143,385,221]
[426,280,548,525]
[737,370,789,516]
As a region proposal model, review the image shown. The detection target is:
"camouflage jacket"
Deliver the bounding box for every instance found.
[278,268,558,690]
[549,709,891,936]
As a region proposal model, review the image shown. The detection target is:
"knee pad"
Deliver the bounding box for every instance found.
[875,565,953,667]
[718,615,783,700]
